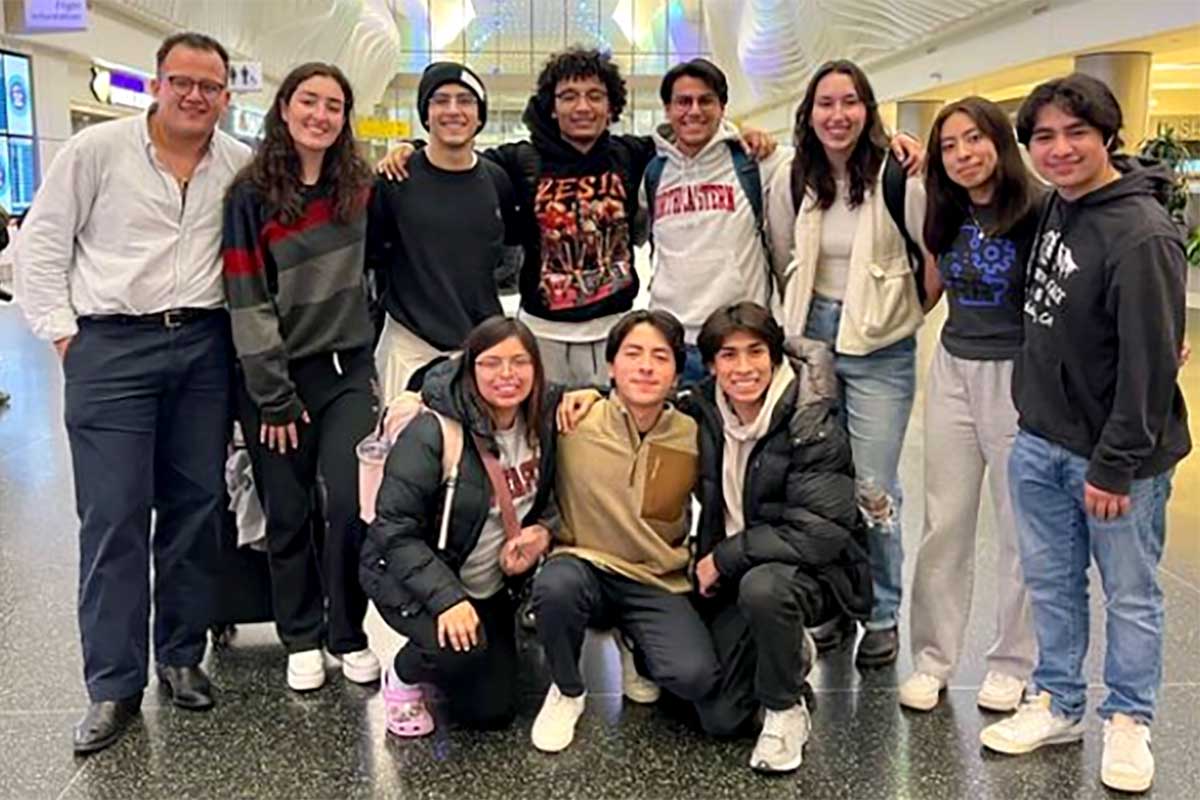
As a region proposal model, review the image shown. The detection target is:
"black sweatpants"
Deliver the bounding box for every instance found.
[693,562,832,736]
[380,591,519,730]
[238,346,374,654]
[532,555,720,700]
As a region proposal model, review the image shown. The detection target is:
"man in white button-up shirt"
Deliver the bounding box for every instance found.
[15,32,251,755]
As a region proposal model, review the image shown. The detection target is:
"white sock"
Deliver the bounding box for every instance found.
[387,664,420,691]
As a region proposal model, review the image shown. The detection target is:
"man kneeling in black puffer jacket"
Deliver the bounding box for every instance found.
[680,302,872,773]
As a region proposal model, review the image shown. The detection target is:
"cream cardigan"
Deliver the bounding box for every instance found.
[767,160,926,356]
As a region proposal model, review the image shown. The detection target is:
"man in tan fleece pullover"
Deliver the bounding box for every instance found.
[529,310,719,754]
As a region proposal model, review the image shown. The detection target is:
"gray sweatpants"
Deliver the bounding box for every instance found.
[536,336,610,388]
[908,343,1035,681]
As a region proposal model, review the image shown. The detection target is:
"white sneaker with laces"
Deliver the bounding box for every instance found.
[750,701,811,772]
[287,649,326,692]
[615,636,660,704]
[531,684,586,753]
[340,648,381,684]
[979,691,1084,754]
[1101,713,1153,793]
[898,672,944,711]
[977,671,1025,712]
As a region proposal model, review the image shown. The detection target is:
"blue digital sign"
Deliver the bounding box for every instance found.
[0,51,37,212]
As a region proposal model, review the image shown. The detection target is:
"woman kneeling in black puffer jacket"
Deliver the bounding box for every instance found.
[360,316,563,737]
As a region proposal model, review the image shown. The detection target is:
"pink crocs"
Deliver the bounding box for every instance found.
[383,670,434,738]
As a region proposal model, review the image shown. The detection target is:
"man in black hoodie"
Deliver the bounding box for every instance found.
[979,73,1190,795]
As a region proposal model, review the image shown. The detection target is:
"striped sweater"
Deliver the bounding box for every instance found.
[222,180,374,424]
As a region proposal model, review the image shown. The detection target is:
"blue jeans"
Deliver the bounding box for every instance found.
[680,344,707,388]
[804,296,916,630]
[1008,429,1172,723]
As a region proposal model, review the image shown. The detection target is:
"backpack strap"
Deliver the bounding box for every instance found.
[642,154,667,253]
[726,140,774,296]
[726,140,764,231]
[882,152,927,307]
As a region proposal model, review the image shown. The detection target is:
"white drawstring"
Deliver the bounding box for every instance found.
[332,352,343,375]
[437,467,458,550]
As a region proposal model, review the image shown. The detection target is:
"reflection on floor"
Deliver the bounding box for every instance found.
[0,303,1197,800]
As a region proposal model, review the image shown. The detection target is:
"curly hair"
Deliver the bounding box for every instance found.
[231,62,372,225]
[535,47,627,123]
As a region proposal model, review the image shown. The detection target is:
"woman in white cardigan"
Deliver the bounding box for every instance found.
[765,59,933,668]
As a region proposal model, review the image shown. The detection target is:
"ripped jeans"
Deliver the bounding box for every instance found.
[804,296,917,630]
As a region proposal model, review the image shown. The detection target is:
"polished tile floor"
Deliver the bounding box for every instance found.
[0,302,1197,800]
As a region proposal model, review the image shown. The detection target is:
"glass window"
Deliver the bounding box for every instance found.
[386,0,710,143]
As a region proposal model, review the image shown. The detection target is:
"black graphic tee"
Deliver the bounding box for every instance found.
[534,171,634,312]
[936,204,1038,360]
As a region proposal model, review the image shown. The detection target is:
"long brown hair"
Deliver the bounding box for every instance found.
[791,60,890,211]
[460,316,545,448]
[924,96,1038,256]
[231,62,372,225]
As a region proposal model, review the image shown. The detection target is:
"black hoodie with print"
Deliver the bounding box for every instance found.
[1014,155,1191,494]
[483,96,656,324]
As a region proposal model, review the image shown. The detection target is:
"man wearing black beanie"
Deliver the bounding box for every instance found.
[368,61,520,398]
[416,61,488,133]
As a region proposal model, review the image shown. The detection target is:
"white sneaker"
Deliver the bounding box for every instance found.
[1101,714,1154,793]
[750,701,811,772]
[977,671,1025,712]
[898,672,944,712]
[340,648,381,684]
[615,636,660,704]
[531,684,586,753]
[979,691,1084,754]
[287,649,326,692]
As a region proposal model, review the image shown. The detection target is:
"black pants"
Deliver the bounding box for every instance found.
[237,347,374,654]
[532,555,720,700]
[693,562,831,736]
[380,591,518,730]
[65,313,231,702]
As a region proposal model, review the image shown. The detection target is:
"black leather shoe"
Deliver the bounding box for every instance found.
[156,664,214,710]
[855,626,899,668]
[73,695,142,755]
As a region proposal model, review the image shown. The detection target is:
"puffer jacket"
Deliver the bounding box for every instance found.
[679,338,872,620]
[358,358,563,618]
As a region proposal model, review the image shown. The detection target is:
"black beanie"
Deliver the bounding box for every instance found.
[417,61,487,132]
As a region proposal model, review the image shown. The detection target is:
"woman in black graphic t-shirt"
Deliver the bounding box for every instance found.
[898,96,1045,716]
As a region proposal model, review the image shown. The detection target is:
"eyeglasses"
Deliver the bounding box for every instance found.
[555,89,608,107]
[430,92,478,109]
[164,74,226,101]
[670,94,720,111]
[475,355,535,373]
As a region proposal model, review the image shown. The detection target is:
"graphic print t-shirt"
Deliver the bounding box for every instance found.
[534,171,634,315]
[458,421,539,599]
[936,204,1037,361]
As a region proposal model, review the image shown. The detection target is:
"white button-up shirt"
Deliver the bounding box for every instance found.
[14,111,252,341]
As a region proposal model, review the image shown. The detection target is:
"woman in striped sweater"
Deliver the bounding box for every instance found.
[222,62,380,692]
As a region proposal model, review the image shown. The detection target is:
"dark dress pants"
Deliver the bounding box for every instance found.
[65,313,231,702]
